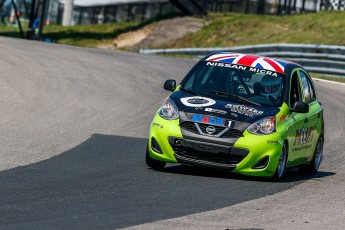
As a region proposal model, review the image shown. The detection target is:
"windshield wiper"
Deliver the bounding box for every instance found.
[208,90,232,96]
[208,90,262,106]
[181,88,201,96]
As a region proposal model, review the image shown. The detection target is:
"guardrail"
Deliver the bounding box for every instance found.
[139,44,345,78]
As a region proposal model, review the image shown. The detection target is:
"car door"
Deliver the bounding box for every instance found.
[287,70,308,166]
[299,70,322,161]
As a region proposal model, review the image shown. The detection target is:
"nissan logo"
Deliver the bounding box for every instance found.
[206,126,216,135]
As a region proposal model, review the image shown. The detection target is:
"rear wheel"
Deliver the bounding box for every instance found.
[300,136,323,174]
[273,143,287,180]
[146,145,166,170]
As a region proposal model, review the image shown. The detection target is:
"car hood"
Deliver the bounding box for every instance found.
[170,90,280,123]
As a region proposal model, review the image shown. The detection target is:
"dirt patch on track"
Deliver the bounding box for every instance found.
[100,17,204,51]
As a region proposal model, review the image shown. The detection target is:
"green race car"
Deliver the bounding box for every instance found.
[146,52,324,179]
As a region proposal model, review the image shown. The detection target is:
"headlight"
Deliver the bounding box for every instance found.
[247,116,276,135]
[159,98,179,120]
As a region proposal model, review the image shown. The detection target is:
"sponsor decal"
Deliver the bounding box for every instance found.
[180,96,216,107]
[206,62,278,77]
[205,108,227,115]
[205,53,286,74]
[248,67,278,77]
[192,114,225,126]
[292,144,312,152]
[294,126,317,146]
[206,61,247,70]
[267,140,279,145]
[152,123,163,128]
[225,103,264,117]
[292,126,317,152]
[280,114,286,122]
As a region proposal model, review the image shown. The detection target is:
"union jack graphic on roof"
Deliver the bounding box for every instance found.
[206,53,289,74]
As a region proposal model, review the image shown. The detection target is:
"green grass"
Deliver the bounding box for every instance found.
[163,11,345,48]
[0,13,180,47]
[0,22,139,47]
[44,23,140,47]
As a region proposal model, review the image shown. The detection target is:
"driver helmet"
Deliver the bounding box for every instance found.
[260,75,282,98]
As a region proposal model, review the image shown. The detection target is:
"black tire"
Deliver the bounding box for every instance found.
[273,143,287,180]
[146,145,166,170]
[300,136,324,174]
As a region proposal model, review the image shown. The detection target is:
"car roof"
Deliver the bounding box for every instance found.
[203,52,301,75]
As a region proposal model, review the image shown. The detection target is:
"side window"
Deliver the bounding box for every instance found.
[290,72,302,108]
[308,78,316,102]
[299,71,316,103]
[305,73,316,102]
[299,71,312,103]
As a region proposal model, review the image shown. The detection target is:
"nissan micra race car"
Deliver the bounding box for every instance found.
[146,52,324,179]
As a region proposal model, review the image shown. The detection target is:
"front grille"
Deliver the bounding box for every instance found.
[174,148,245,165]
[180,122,198,133]
[180,121,243,138]
[221,129,243,138]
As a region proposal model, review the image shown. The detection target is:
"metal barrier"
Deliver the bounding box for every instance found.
[140,44,345,78]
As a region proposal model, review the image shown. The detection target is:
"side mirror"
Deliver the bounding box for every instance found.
[291,101,309,113]
[164,79,176,92]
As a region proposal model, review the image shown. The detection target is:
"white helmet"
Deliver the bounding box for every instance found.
[260,75,282,98]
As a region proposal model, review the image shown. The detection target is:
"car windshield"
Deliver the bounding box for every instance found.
[180,61,286,107]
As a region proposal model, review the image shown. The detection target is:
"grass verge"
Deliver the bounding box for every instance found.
[0,22,139,47]
[2,11,345,48]
[0,13,179,47]
[163,11,345,48]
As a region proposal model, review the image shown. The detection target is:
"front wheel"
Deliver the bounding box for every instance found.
[146,145,166,170]
[273,143,287,180]
[300,136,324,174]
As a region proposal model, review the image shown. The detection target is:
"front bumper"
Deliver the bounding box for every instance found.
[148,115,284,177]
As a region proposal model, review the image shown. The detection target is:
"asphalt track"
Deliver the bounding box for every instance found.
[0,37,343,230]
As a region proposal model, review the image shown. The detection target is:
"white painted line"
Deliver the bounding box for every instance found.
[312,78,345,86]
